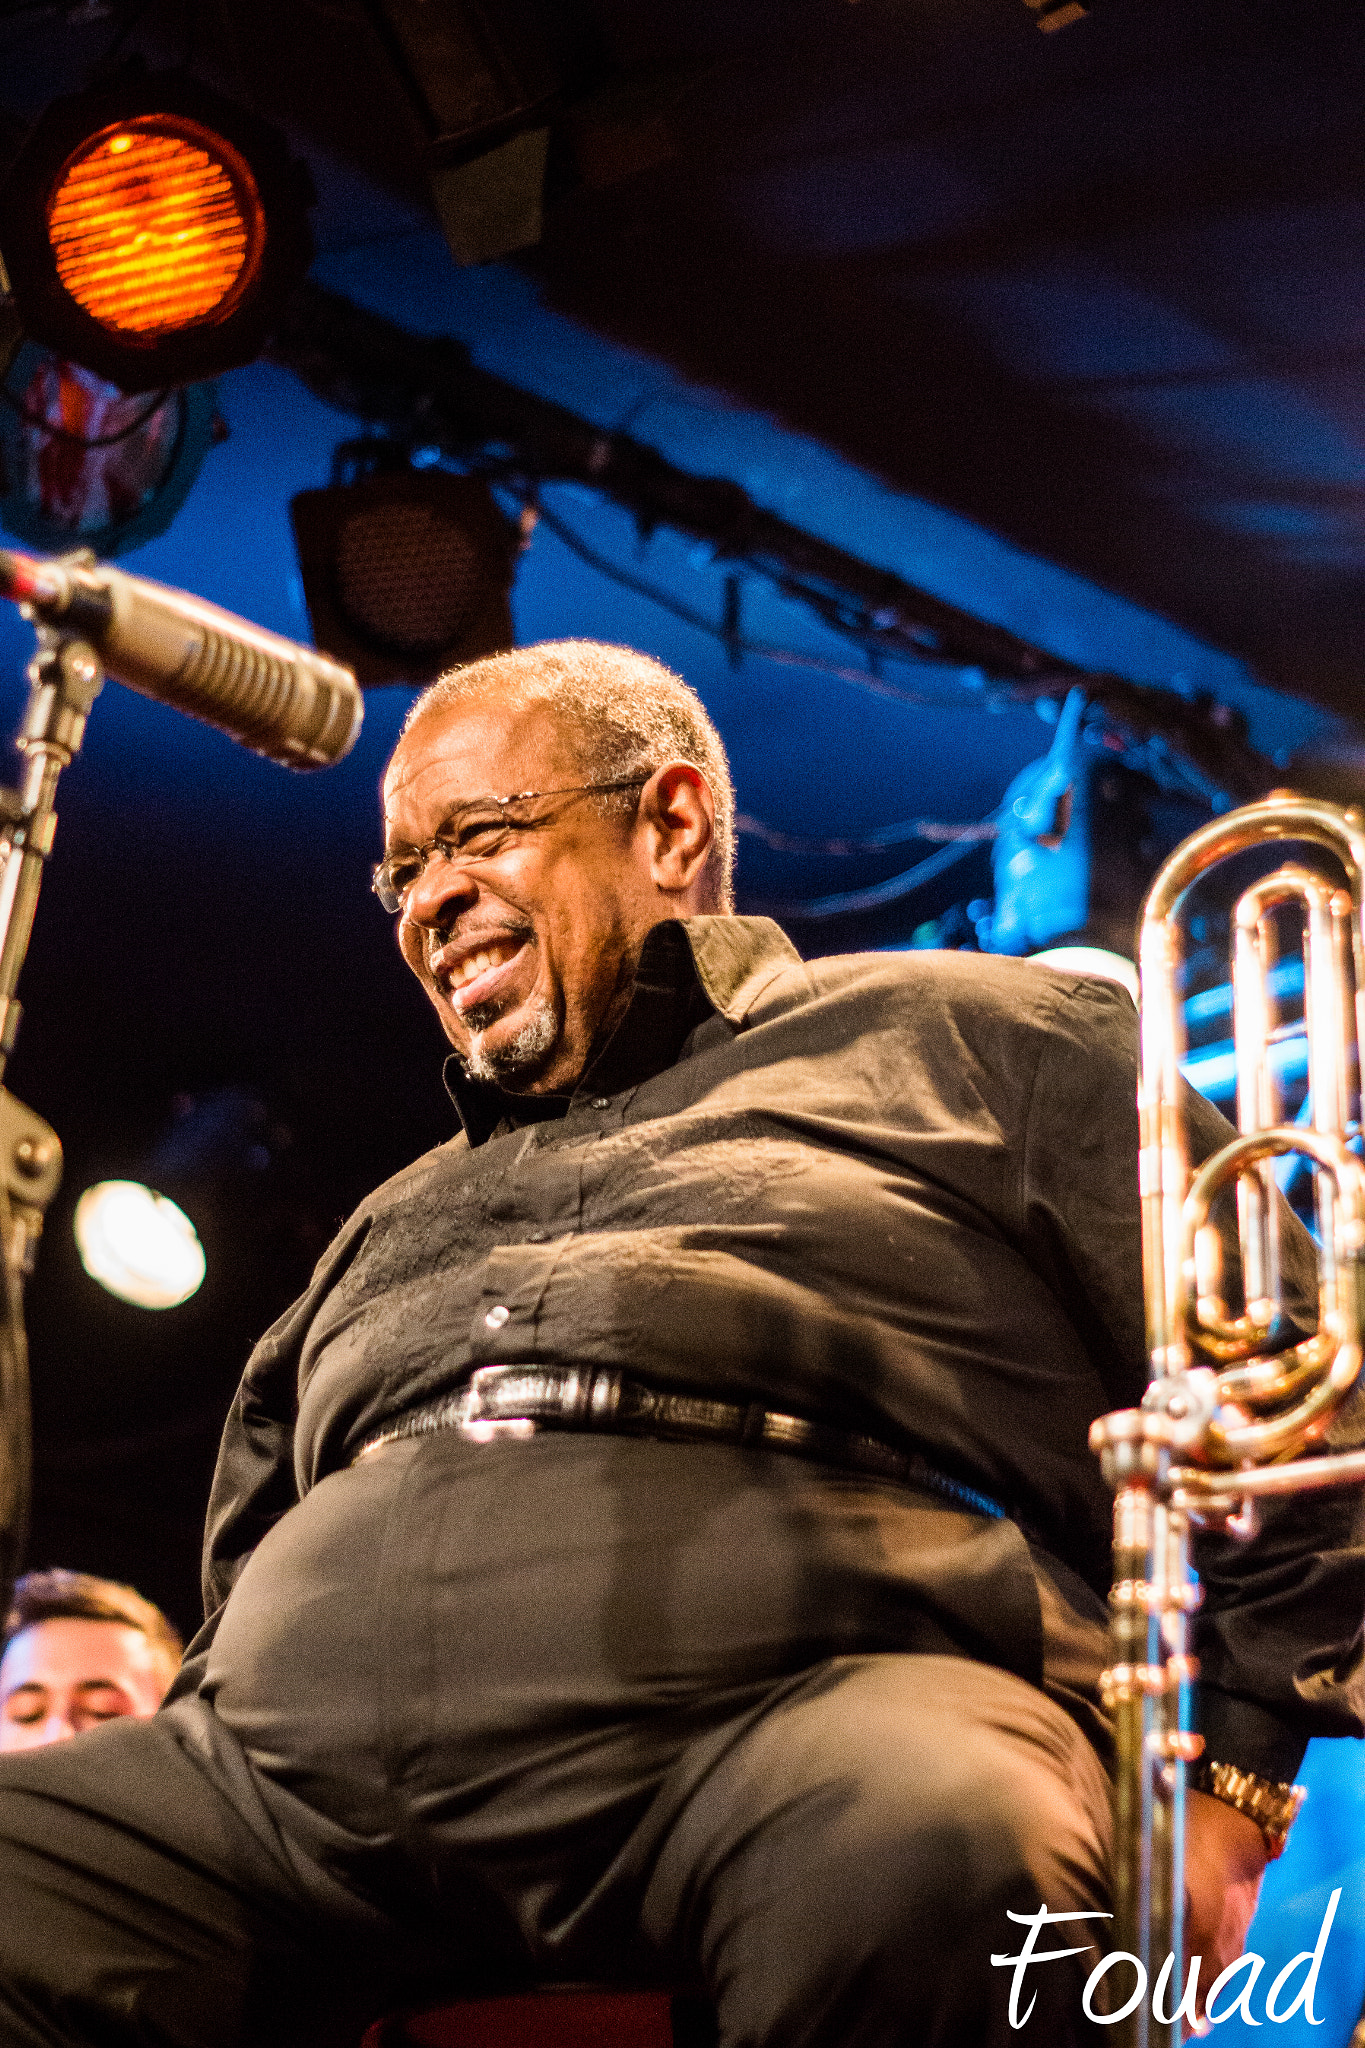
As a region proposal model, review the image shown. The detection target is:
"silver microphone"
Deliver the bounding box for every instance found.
[0,549,363,770]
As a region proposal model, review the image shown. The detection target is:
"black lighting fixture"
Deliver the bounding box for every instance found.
[290,447,520,686]
[0,71,313,393]
[366,0,571,264]
[363,0,626,264]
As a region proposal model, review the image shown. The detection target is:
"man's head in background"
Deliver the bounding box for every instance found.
[380,643,735,1095]
[0,1569,183,1750]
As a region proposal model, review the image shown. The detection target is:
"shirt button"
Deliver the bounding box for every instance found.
[592,1097,610,1110]
[485,1304,511,1330]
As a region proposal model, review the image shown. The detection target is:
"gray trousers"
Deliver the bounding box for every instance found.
[0,1434,1114,2047]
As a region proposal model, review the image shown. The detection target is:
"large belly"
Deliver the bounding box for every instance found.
[203,1430,1040,1841]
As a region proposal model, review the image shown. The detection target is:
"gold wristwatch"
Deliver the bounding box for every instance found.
[1190,1759,1307,1859]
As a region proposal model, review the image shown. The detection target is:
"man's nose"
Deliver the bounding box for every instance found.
[401,846,480,932]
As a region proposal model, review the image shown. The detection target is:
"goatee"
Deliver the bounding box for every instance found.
[464,998,557,1085]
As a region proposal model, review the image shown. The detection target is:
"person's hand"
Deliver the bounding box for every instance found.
[1183,1788,1269,2030]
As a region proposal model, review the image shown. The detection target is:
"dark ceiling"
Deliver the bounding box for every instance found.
[0,0,1363,1631]
[539,0,1365,714]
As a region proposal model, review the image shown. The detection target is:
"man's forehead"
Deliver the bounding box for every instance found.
[383,694,575,814]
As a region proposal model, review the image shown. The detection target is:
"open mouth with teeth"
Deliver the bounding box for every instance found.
[436,936,531,1017]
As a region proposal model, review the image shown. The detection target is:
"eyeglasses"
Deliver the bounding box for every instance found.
[372,776,650,914]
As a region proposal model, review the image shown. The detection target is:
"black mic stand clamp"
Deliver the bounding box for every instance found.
[0,599,102,1607]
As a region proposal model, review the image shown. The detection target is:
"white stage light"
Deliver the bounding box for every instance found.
[73,1180,206,1310]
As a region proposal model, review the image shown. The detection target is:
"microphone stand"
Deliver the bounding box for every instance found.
[0,605,100,1616]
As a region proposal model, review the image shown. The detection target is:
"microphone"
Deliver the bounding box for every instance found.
[0,548,363,770]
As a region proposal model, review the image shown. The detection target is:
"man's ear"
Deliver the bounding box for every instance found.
[639,762,716,903]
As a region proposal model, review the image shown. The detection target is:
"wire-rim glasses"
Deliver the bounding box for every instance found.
[372,776,650,913]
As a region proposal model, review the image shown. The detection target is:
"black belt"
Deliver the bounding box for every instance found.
[353,1363,1008,1522]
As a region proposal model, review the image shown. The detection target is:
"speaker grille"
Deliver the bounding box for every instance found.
[333,500,489,656]
[290,469,517,687]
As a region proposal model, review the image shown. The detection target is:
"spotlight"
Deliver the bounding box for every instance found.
[0,342,221,557]
[72,1180,206,1311]
[290,457,518,686]
[0,74,313,392]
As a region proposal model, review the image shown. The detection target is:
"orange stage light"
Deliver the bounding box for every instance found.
[46,118,265,339]
[0,75,312,390]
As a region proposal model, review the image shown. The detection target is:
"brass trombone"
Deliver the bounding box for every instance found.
[1090,790,1365,2048]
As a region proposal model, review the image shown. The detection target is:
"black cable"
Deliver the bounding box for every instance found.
[522,495,1259,812]
[526,496,996,713]
[528,495,731,637]
[0,377,177,449]
[484,454,1059,688]
[736,811,998,856]
[750,830,993,920]
[498,483,1011,913]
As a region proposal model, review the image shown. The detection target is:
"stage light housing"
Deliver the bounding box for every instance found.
[290,463,518,686]
[0,342,221,557]
[73,1179,206,1311]
[0,74,313,393]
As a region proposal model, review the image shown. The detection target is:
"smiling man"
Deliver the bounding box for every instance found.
[0,640,1358,2048]
[381,659,731,1091]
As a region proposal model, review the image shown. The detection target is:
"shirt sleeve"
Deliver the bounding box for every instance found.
[168,1214,373,1699]
[1022,972,1365,1782]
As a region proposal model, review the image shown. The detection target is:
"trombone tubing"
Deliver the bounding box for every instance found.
[1137,791,1365,1381]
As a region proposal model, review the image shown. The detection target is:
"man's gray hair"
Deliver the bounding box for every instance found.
[403,642,736,910]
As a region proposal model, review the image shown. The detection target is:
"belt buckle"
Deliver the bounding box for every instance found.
[459,1365,537,1443]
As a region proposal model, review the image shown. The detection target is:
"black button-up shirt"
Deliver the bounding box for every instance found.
[197,917,1365,1782]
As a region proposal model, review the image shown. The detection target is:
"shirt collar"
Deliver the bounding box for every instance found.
[443,915,800,1146]
[681,914,803,1022]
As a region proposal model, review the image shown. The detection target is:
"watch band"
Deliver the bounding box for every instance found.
[1190,1758,1307,1859]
